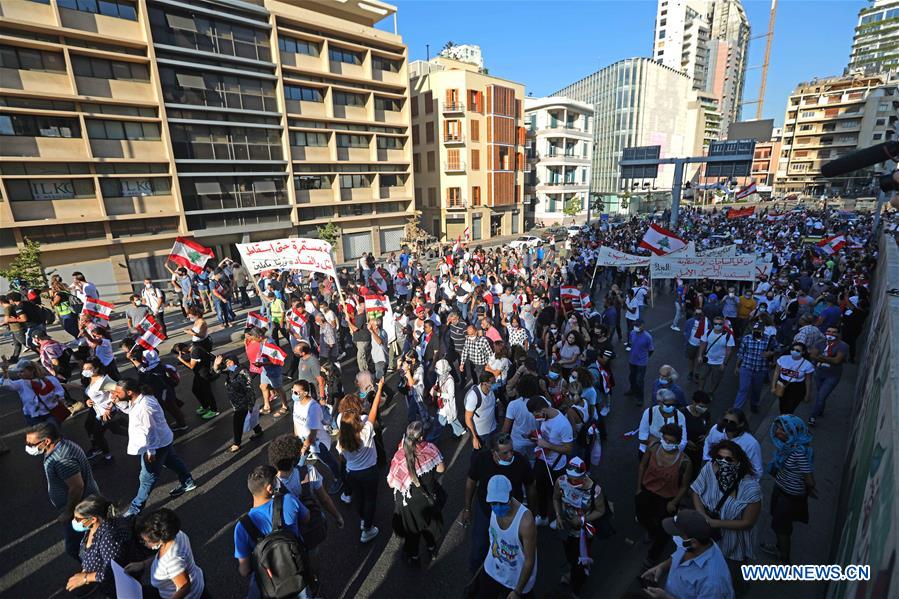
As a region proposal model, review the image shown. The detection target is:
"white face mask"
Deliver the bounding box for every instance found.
[660,440,678,452]
[25,444,43,456]
[82,369,94,379]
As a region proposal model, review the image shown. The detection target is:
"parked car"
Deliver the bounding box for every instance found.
[508,235,543,249]
[565,225,584,237]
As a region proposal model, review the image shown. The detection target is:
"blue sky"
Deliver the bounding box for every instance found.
[381,0,863,125]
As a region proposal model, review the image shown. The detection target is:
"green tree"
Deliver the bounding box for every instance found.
[563,197,582,222]
[0,237,47,290]
[316,222,340,246]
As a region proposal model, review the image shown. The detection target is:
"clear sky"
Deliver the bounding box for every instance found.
[380,0,864,125]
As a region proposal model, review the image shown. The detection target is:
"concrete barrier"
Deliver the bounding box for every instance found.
[828,236,899,598]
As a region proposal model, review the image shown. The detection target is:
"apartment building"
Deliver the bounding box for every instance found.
[524,97,593,226]
[409,56,525,242]
[0,0,414,295]
[848,0,899,76]
[751,128,781,195]
[652,0,748,139]
[775,73,898,196]
[552,58,706,213]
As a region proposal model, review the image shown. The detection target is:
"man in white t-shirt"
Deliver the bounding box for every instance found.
[698,317,735,395]
[465,372,498,451]
[526,396,574,527]
[292,381,343,494]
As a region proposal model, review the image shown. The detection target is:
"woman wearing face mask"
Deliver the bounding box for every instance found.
[292,379,344,494]
[554,331,583,377]
[0,358,66,426]
[682,392,712,481]
[485,340,512,405]
[133,508,205,599]
[183,306,211,352]
[543,322,562,369]
[545,364,567,408]
[80,357,128,461]
[761,415,816,564]
[690,440,761,592]
[387,421,446,566]
[637,389,687,459]
[552,457,606,597]
[213,354,262,453]
[65,495,134,597]
[771,342,814,415]
[433,359,464,438]
[82,325,119,381]
[171,342,219,420]
[636,423,693,566]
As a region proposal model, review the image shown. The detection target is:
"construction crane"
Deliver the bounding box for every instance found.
[755,0,778,120]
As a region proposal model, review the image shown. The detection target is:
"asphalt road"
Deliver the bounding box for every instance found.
[0,286,791,599]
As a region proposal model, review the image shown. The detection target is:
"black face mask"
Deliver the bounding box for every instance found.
[723,420,739,434]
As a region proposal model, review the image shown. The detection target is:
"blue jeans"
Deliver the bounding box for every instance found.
[130,443,193,512]
[811,372,841,418]
[60,314,79,339]
[311,441,343,483]
[214,299,235,326]
[457,300,470,321]
[734,367,767,410]
[438,413,466,436]
[628,364,647,402]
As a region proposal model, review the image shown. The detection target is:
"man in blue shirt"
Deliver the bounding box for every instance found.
[627,319,654,406]
[235,465,310,592]
[641,509,734,599]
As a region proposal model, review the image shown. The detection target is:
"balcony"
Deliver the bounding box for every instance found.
[444,161,466,173]
[442,102,465,114]
[0,0,54,25]
[1,136,88,159]
[0,68,73,95]
[75,76,154,103]
[103,193,177,217]
[89,139,166,160]
[10,197,99,222]
[379,185,407,199]
[447,197,467,210]
[58,7,143,41]
[443,134,465,145]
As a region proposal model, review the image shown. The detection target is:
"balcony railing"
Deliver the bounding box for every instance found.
[442,102,465,113]
[444,161,466,172]
[447,197,467,209]
[444,134,465,145]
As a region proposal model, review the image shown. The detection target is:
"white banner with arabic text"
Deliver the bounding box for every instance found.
[650,255,772,281]
[595,246,650,267]
[236,238,338,279]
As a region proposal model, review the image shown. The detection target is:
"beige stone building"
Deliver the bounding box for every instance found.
[775,72,898,196]
[0,0,414,296]
[409,57,525,242]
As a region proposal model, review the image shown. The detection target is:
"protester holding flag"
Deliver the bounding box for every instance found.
[184,306,212,353]
[83,325,119,381]
[171,342,219,420]
[640,223,688,256]
[168,237,215,276]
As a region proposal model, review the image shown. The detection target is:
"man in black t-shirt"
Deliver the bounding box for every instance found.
[461,433,535,572]
[7,291,45,352]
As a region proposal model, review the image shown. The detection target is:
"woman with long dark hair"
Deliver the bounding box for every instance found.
[65,495,136,597]
[387,421,446,566]
[337,378,385,544]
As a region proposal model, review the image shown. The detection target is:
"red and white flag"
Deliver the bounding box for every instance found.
[168,237,214,274]
[289,308,308,326]
[639,223,688,256]
[260,342,287,366]
[245,312,268,329]
[579,291,593,312]
[735,183,757,200]
[135,314,161,335]
[463,226,471,241]
[817,234,847,256]
[83,297,114,320]
[367,269,388,294]
[364,294,390,314]
[136,326,166,351]
[727,206,755,219]
[766,212,785,222]
[560,286,580,301]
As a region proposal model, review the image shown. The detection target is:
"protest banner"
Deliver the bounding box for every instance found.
[236,238,337,278]
[594,246,651,267]
[649,255,772,281]
[696,244,738,257]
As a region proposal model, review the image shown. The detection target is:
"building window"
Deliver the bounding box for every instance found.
[149,8,271,63]
[372,56,400,72]
[472,186,481,206]
[447,149,461,170]
[412,125,419,144]
[424,91,433,114]
[284,85,324,102]
[658,29,665,38]
[376,136,403,150]
[71,55,149,81]
[334,91,365,106]
[800,111,816,118]
[375,97,401,112]
[295,175,330,190]
[0,114,81,138]
[339,174,370,188]
[447,187,462,207]
[6,178,94,201]
[329,47,362,65]
[413,153,420,172]
[410,96,419,117]
[471,149,480,170]
[100,177,171,198]
[293,131,328,147]
[425,121,434,143]
[336,134,369,148]
[426,187,436,207]
[471,119,480,141]
[380,174,402,187]
[57,0,137,21]
[427,151,435,171]
[86,119,160,140]
[278,36,319,57]
[169,123,282,161]
[0,44,66,72]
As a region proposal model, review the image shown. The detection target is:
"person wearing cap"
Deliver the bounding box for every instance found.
[626,318,654,407]
[641,509,734,599]
[552,456,606,596]
[733,321,777,413]
[474,474,537,599]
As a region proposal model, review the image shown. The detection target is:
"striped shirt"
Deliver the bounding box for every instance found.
[43,439,100,509]
[736,335,773,372]
[774,449,812,496]
[691,462,762,561]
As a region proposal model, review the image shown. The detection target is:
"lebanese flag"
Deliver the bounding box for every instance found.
[83,297,114,320]
[579,291,593,312]
[735,183,757,200]
[368,269,388,294]
[245,312,268,329]
[766,212,785,222]
[817,235,847,256]
[639,223,688,256]
[364,294,389,314]
[727,206,755,219]
[260,342,287,366]
[168,237,214,274]
[289,308,308,326]
[135,314,160,335]
[560,286,580,301]
[463,226,471,241]
[136,326,166,351]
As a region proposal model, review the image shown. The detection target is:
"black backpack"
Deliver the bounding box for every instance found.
[239,494,310,599]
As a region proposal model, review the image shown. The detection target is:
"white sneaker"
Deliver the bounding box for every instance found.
[534,516,549,527]
[670,325,681,331]
[360,526,380,543]
[549,519,558,530]
[340,492,352,504]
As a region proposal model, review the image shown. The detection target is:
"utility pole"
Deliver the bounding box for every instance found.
[756,0,778,120]
[426,44,430,61]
